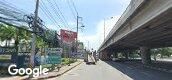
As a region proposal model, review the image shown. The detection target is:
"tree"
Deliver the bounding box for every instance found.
[151,49,159,61]
[159,48,172,58]
[151,47,172,59]
[0,24,16,46]
[0,24,32,53]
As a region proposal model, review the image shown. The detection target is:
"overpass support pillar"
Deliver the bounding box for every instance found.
[124,52,129,60]
[99,50,111,61]
[113,53,118,58]
[140,47,151,64]
[123,50,129,60]
[99,52,103,60]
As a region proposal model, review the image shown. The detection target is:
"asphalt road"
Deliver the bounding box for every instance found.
[50,60,172,80]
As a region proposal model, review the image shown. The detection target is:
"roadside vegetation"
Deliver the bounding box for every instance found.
[61,58,77,66]
[129,47,172,61]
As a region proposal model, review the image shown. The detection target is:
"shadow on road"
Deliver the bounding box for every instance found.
[104,60,172,80]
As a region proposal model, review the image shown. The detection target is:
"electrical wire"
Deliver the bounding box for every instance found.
[39,1,62,29]
[44,0,69,29]
[52,0,70,29]
[71,0,79,16]
[67,0,77,20]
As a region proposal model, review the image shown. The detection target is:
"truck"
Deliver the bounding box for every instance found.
[84,53,96,65]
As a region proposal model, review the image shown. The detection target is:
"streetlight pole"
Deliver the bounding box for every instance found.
[104,18,105,41]
[103,17,114,41]
[30,0,39,68]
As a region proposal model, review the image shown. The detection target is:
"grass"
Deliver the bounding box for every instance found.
[61,58,76,66]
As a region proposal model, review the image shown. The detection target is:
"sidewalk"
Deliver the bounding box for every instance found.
[32,61,82,80]
[0,61,82,80]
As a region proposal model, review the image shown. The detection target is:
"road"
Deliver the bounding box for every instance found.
[50,60,172,80]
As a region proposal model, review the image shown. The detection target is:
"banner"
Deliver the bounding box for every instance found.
[60,29,77,44]
[45,48,62,64]
[17,52,30,68]
[0,47,17,67]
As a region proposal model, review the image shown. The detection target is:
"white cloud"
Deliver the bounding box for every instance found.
[77,0,131,51]
[46,0,131,51]
[79,15,120,50]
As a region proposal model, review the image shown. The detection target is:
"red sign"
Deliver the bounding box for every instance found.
[60,29,77,43]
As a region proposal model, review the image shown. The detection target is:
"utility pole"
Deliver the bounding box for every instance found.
[104,18,105,41]
[76,15,79,59]
[76,15,84,59]
[30,0,39,68]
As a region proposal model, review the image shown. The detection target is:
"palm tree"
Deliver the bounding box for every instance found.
[0,24,16,47]
[0,24,51,53]
[0,24,32,51]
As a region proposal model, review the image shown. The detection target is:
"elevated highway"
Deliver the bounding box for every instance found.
[98,0,172,64]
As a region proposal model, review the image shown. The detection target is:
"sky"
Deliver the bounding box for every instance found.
[3,0,131,50]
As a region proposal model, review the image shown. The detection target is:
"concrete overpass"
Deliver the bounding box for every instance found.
[98,0,172,64]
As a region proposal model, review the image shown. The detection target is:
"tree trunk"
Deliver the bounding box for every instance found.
[154,54,156,61]
[15,29,19,53]
[5,40,8,47]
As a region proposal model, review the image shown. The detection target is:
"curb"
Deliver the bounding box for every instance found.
[58,62,82,76]
[30,61,82,80]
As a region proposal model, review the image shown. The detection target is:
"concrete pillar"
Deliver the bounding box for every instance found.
[124,52,129,59]
[140,47,151,64]
[107,52,111,60]
[99,51,106,60]
[113,53,118,58]
[100,50,111,61]
[99,52,103,60]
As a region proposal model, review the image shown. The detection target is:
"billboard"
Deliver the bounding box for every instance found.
[0,47,17,67]
[45,48,62,64]
[60,29,77,44]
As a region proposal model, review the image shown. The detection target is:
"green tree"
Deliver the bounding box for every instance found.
[0,24,32,52]
[151,49,159,61]
[159,48,172,58]
[152,48,172,58]
[0,24,16,46]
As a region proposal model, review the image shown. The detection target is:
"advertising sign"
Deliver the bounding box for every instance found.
[45,48,62,64]
[17,52,30,68]
[0,47,17,67]
[60,29,77,44]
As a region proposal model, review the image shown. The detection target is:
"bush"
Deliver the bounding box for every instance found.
[61,58,76,65]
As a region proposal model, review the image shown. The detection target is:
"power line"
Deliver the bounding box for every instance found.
[39,6,61,29]
[39,0,62,29]
[71,0,79,16]
[0,0,57,44]
[45,0,69,29]
[52,0,70,29]
[0,1,25,17]
[0,1,30,28]
[3,0,29,14]
[39,5,61,29]
[67,0,77,20]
